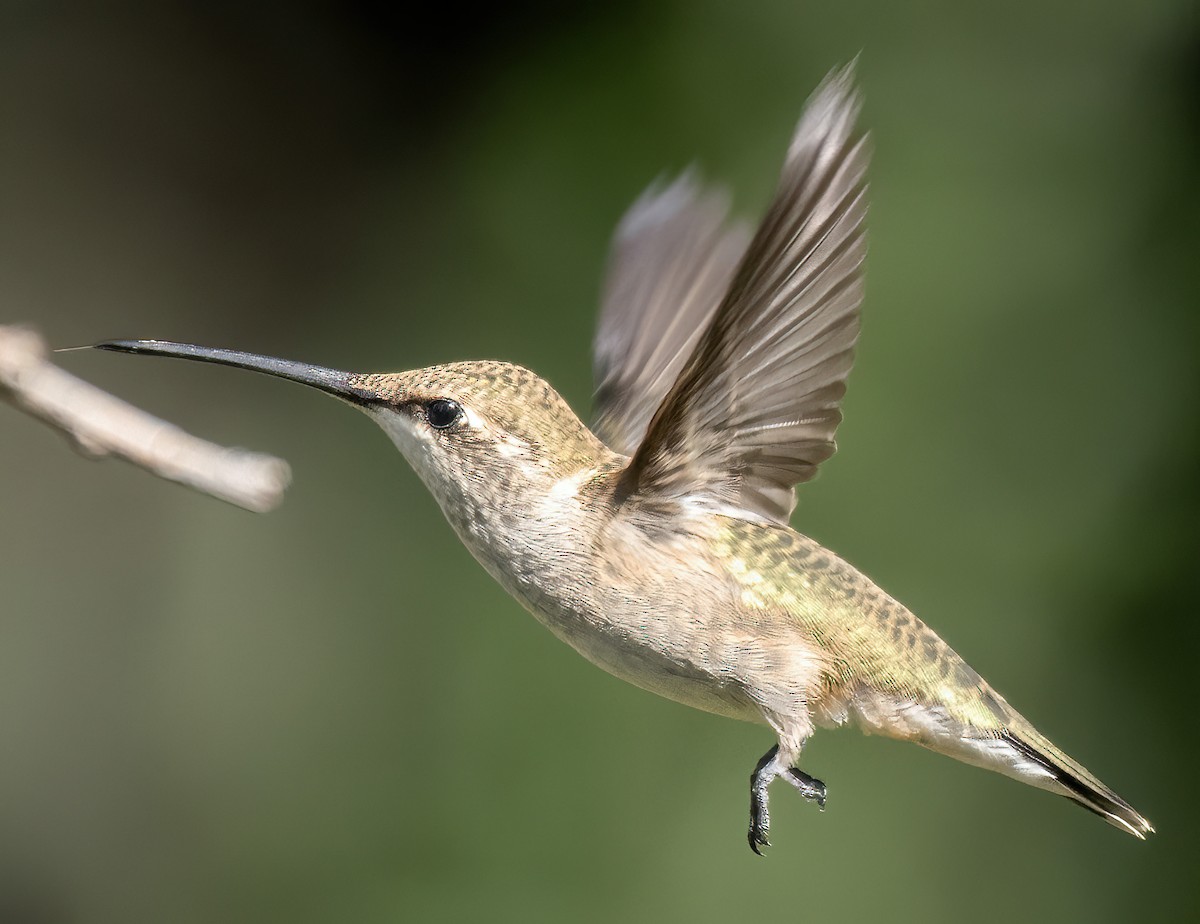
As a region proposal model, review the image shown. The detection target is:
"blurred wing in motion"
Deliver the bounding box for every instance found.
[622,65,869,525]
[591,174,750,456]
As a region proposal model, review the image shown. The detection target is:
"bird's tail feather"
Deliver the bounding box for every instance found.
[1003,728,1154,839]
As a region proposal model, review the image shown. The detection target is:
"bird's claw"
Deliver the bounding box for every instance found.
[748,823,771,856]
[787,767,827,809]
[748,796,771,856]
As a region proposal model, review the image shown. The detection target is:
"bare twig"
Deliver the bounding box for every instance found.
[0,324,291,512]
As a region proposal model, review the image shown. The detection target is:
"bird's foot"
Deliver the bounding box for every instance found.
[786,766,827,810]
[748,746,777,855]
[748,800,771,856]
[747,744,826,855]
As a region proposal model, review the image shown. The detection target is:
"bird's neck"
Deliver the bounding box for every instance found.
[438,460,620,621]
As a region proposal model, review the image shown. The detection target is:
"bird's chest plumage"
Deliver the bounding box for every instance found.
[439,481,762,721]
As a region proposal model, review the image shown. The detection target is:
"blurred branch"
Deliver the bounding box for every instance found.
[0,324,291,512]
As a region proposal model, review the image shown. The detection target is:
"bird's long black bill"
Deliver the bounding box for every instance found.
[95,340,375,405]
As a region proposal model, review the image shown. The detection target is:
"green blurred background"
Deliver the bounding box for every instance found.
[2,2,1197,922]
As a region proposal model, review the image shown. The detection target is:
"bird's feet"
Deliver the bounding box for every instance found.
[747,745,826,856]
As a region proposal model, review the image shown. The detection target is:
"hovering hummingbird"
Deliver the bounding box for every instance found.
[98,65,1153,852]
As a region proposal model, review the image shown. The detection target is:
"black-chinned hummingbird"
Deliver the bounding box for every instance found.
[97,65,1153,852]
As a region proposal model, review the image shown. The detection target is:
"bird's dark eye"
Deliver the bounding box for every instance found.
[425,398,464,430]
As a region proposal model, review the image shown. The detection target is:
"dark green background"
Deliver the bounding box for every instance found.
[2,3,1196,922]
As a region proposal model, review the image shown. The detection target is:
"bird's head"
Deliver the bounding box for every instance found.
[94,341,615,521]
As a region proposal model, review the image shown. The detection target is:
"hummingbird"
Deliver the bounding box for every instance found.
[97,65,1153,852]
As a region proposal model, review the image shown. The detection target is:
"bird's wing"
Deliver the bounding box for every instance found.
[620,65,869,525]
[591,173,750,456]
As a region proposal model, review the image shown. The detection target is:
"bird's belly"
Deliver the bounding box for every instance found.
[512,585,762,723]
[458,518,765,723]
[556,609,762,721]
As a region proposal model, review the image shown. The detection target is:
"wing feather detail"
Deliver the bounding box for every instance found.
[621,65,869,525]
[591,174,750,456]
